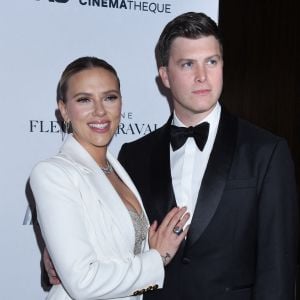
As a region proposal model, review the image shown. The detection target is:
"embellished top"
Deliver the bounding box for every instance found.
[128,208,148,255]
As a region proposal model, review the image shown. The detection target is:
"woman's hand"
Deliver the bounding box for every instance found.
[148,207,189,266]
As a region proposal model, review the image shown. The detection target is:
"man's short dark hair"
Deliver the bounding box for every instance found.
[156,12,222,67]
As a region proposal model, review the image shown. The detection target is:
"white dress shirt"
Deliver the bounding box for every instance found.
[170,102,221,225]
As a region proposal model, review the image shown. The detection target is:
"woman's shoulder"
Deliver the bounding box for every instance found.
[30,153,81,184]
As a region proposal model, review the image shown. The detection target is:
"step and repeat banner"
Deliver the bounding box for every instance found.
[0,1,218,298]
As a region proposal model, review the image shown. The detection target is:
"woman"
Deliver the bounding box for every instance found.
[30,56,189,300]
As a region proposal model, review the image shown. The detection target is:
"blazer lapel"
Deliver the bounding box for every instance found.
[147,116,177,223]
[107,151,150,225]
[59,135,136,250]
[184,109,238,250]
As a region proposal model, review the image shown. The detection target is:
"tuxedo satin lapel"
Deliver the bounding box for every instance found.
[148,117,177,223]
[184,109,238,250]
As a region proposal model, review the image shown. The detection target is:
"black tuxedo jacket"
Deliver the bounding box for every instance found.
[118,108,298,300]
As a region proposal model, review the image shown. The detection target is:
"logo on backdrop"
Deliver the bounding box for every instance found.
[36,0,69,2]
[36,0,172,14]
[47,0,69,2]
[29,111,158,136]
[117,112,158,135]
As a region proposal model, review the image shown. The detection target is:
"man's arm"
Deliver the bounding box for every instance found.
[43,247,61,285]
[254,140,298,299]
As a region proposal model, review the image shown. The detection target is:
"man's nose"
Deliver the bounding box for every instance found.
[195,65,207,83]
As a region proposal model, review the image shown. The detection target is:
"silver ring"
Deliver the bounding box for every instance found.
[173,226,183,235]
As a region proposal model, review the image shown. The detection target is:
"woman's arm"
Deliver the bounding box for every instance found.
[31,160,164,299]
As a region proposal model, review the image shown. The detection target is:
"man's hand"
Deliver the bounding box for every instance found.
[43,248,61,285]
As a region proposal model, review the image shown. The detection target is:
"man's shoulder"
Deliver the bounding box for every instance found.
[121,122,167,150]
[236,116,284,144]
[221,107,282,142]
[118,123,166,169]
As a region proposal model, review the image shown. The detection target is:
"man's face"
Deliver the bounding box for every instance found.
[159,36,223,126]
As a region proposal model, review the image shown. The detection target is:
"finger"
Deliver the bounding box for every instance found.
[148,220,158,239]
[167,207,188,233]
[174,211,190,231]
[159,207,179,228]
[175,224,190,242]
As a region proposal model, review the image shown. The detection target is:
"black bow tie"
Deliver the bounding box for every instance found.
[170,122,210,151]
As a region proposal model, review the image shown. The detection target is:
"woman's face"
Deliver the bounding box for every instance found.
[59,67,121,157]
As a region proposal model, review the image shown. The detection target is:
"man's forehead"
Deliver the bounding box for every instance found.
[169,36,222,55]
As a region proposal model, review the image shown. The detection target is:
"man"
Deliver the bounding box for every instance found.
[45,12,298,299]
[118,12,298,300]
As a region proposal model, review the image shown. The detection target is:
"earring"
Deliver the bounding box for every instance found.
[62,120,70,141]
[64,120,70,133]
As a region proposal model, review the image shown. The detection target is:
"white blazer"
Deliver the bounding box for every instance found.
[30,135,164,300]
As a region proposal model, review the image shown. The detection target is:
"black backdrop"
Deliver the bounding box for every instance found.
[218,0,299,297]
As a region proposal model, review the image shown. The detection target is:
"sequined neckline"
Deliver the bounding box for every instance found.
[127,209,148,255]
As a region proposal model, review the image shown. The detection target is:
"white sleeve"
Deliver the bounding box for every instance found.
[30,160,164,299]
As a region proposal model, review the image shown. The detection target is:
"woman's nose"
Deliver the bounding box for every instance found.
[93,101,106,117]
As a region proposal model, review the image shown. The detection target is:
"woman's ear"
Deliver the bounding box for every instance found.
[58,100,68,122]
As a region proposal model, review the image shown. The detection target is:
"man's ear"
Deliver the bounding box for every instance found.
[58,100,69,122]
[159,66,170,88]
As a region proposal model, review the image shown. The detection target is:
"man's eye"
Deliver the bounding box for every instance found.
[182,62,193,68]
[207,59,218,66]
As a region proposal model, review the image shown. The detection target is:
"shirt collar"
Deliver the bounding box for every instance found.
[173,102,221,127]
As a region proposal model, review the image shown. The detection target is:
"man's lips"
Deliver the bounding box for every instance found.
[192,89,210,95]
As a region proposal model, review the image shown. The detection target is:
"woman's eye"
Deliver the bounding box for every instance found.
[77,97,90,103]
[105,95,118,101]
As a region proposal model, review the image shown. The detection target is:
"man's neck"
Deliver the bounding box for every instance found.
[173,102,219,127]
